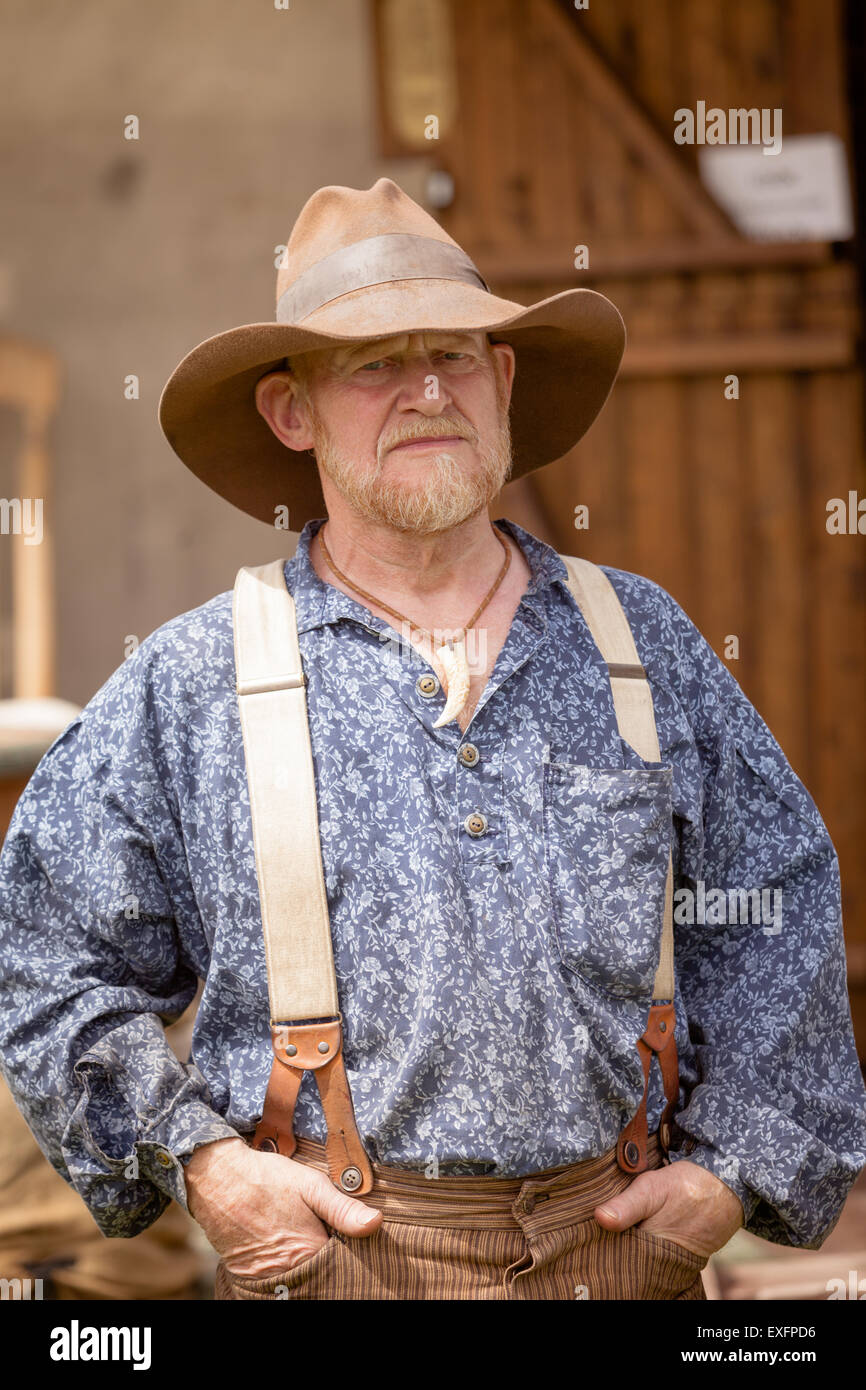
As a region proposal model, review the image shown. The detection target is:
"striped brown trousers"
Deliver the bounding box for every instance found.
[215,1130,708,1301]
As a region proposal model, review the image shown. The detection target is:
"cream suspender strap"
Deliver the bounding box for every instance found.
[560,554,679,1172]
[233,558,374,1195]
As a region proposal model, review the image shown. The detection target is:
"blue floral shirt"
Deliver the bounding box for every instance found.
[1,518,864,1248]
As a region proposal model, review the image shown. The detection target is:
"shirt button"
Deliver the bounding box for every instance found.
[416,674,440,698]
[464,812,488,837]
[155,1151,174,1168]
[458,743,480,767]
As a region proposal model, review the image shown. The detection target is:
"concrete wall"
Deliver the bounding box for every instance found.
[1,0,382,706]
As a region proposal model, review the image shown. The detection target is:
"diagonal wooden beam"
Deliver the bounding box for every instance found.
[538,0,735,239]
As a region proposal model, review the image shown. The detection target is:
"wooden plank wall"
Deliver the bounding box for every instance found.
[372,0,866,1046]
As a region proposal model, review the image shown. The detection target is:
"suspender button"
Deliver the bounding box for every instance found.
[340,1166,363,1192]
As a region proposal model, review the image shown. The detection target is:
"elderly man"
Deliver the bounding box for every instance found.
[0,180,864,1303]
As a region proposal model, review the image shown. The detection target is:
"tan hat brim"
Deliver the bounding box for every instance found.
[158,279,625,528]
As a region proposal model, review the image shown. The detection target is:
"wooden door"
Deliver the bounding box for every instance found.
[372,0,866,1048]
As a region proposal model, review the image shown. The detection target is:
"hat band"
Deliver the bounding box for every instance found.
[275,233,490,325]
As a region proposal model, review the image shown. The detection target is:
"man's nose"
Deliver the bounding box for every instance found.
[394,357,453,413]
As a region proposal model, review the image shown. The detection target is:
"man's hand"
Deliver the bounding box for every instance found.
[184,1137,383,1278]
[593,1159,744,1260]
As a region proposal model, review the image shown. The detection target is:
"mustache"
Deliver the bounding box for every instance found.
[378,416,479,460]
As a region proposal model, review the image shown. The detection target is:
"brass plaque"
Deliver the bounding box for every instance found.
[380,0,457,150]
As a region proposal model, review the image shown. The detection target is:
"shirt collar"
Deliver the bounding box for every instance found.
[287,516,570,637]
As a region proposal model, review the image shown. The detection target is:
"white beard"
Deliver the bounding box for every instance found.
[310,405,513,536]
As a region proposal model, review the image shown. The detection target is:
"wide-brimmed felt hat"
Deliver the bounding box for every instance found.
[158,178,626,529]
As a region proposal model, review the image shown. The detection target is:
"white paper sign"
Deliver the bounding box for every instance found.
[699,134,853,242]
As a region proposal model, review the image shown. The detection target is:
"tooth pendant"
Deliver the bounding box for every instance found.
[431,635,471,728]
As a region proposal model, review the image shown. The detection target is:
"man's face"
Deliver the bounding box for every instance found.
[261,330,516,535]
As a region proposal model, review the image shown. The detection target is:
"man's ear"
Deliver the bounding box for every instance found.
[255,370,315,452]
[489,340,516,406]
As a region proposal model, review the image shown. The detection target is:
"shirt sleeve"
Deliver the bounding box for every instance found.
[0,640,240,1239]
[640,582,866,1248]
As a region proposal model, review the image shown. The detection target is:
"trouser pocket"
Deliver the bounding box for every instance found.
[510,1218,708,1301]
[215,1233,345,1301]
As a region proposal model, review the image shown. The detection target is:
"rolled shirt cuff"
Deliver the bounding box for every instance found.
[62,1016,245,1236]
[63,1090,243,1235]
[129,1105,245,1211]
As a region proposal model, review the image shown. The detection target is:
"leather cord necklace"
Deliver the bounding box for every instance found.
[317,524,511,728]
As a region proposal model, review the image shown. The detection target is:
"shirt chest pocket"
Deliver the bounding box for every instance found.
[542,762,673,998]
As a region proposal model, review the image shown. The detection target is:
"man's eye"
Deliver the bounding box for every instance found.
[440,352,467,361]
[360,359,389,372]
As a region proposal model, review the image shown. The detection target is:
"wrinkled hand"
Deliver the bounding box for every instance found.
[185,1137,383,1279]
[593,1159,744,1260]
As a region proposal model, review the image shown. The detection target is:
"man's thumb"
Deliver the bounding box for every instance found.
[594,1175,658,1232]
[310,1174,383,1237]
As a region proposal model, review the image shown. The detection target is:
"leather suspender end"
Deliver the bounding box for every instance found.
[616,1002,679,1174]
[252,1019,375,1196]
